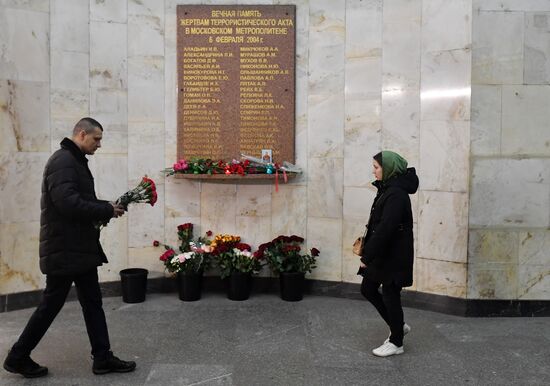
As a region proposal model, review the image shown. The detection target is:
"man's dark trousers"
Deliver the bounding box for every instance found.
[10,269,110,360]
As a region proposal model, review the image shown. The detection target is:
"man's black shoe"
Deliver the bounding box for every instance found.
[3,353,48,378]
[92,352,136,375]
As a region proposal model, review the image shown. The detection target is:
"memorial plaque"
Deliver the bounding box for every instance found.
[177,5,295,164]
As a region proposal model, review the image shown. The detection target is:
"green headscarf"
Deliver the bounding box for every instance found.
[380,150,408,181]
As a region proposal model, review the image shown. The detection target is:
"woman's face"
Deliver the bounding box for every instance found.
[373,159,383,181]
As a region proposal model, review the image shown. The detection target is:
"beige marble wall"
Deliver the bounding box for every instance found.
[469,0,550,300]
[1,0,475,300]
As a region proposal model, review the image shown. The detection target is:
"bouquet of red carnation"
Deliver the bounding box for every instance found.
[258,235,319,274]
[116,176,157,210]
[96,176,157,229]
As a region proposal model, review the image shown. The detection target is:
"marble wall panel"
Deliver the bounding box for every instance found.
[383,0,421,23]
[128,122,165,185]
[128,187,165,248]
[235,185,272,218]
[271,184,307,238]
[90,21,128,90]
[90,0,127,23]
[307,157,343,219]
[128,247,166,274]
[90,87,128,154]
[165,178,201,219]
[382,21,421,89]
[50,90,89,121]
[128,0,165,57]
[518,265,550,300]
[0,152,48,224]
[519,230,550,266]
[94,154,129,201]
[51,51,89,91]
[469,229,519,265]
[501,85,550,156]
[0,222,44,294]
[468,264,518,299]
[50,0,88,52]
[307,94,344,158]
[472,11,523,84]
[0,7,49,82]
[415,258,467,298]
[308,0,345,95]
[343,186,376,222]
[306,217,342,282]
[422,0,471,53]
[470,85,501,156]
[474,0,550,12]
[419,120,470,192]
[200,183,237,236]
[524,12,550,84]
[417,190,469,263]
[0,80,50,153]
[470,159,550,228]
[380,88,420,168]
[0,0,49,12]
[128,56,164,123]
[420,49,471,121]
[235,215,272,251]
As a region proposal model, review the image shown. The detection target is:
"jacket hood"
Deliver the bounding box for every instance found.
[373,167,419,194]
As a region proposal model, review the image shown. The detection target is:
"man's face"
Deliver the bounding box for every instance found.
[78,127,103,155]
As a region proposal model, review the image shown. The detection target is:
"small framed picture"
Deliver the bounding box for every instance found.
[261,149,272,163]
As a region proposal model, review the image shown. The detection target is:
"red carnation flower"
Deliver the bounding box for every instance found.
[311,248,320,257]
[206,230,213,237]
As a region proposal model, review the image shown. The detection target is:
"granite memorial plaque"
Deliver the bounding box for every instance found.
[177,5,296,164]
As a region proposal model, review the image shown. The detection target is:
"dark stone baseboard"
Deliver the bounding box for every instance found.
[1,276,549,317]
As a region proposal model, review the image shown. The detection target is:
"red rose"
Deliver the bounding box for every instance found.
[236,243,251,251]
[153,240,160,247]
[290,235,304,243]
[206,230,213,237]
[311,248,320,257]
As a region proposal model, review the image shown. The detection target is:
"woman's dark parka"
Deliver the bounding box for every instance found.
[360,168,419,287]
[39,138,114,276]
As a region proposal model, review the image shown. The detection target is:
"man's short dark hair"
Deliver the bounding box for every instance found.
[73,117,103,135]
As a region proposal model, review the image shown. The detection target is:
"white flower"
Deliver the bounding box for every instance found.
[183,252,194,260]
[203,245,212,253]
[171,256,180,264]
[242,251,252,258]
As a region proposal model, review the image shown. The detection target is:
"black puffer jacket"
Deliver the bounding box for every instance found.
[39,138,114,275]
[360,168,419,287]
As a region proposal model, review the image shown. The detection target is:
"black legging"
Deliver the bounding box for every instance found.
[361,277,404,347]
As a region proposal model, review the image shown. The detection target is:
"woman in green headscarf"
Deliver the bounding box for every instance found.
[358,151,419,357]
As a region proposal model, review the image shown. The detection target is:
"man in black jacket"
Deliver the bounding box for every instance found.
[3,118,136,378]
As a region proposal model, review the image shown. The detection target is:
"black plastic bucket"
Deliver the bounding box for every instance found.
[279,272,305,301]
[120,268,148,303]
[177,271,202,301]
[227,272,252,301]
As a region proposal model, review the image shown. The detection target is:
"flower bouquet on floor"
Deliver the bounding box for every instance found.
[95,176,157,229]
[257,235,320,301]
[210,234,262,300]
[153,223,213,301]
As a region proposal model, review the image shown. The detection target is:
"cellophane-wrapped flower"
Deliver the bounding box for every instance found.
[117,176,157,210]
[95,176,157,229]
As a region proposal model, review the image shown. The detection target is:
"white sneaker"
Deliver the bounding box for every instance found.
[372,342,404,357]
[384,323,411,344]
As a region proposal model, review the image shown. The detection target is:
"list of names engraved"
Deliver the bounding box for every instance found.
[177,5,295,163]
